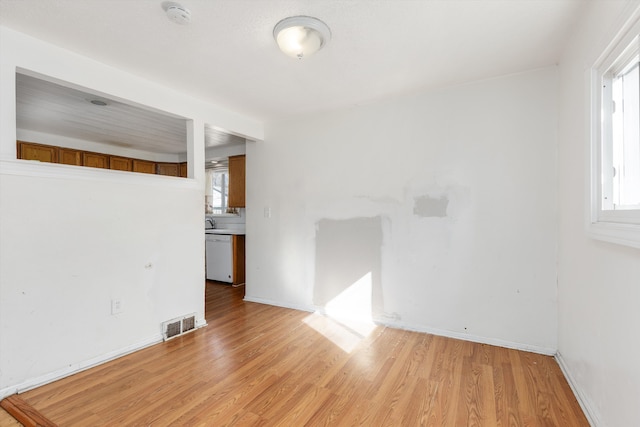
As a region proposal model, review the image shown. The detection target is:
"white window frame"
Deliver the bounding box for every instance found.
[205,166,238,216]
[588,10,640,249]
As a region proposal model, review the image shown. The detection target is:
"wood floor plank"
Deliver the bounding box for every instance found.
[400,377,440,426]
[0,395,56,427]
[264,383,332,425]
[455,360,497,426]
[14,281,589,426]
[0,406,23,427]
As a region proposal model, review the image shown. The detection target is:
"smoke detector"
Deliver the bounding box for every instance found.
[162,2,191,25]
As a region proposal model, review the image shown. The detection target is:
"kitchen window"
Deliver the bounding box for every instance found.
[205,168,229,214]
[589,14,640,248]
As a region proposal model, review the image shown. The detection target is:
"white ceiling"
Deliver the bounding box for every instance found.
[17,73,189,154]
[17,73,245,154]
[0,0,585,123]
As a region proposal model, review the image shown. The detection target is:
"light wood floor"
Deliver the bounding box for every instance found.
[0,407,22,426]
[9,282,588,426]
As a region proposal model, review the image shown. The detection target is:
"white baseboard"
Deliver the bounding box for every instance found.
[0,319,210,400]
[242,295,556,356]
[0,334,163,400]
[377,318,557,356]
[555,352,600,427]
[243,296,315,313]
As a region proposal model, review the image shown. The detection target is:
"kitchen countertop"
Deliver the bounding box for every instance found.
[205,228,245,235]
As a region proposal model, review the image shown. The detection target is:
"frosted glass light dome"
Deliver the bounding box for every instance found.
[273,16,331,59]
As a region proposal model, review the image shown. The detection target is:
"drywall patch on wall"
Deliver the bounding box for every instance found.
[247,66,559,356]
[354,195,403,206]
[413,195,449,217]
[314,217,383,318]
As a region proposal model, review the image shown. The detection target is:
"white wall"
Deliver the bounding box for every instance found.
[0,26,262,396]
[246,67,559,353]
[205,143,246,162]
[557,1,640,425]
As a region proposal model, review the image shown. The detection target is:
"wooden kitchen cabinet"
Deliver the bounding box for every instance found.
[232,235,245,285]
[157,162,180,176]
[132,159,156,174]
[83,152,109,169]
[16,140,187,178]
[17,141,57,163]
[110,156,132,171]
[228,155,246,208]
[58,147,82,166]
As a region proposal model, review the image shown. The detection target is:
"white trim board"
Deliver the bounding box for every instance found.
[555,352,599,427]
[243,296,557,356]
[0,319,209,400]
[0,159,199,188]
[0,334,162,400]
[243,296,315,314]
[378,318,557,356]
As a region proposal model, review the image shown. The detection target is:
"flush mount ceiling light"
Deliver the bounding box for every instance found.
[162,1,191,25]
[273,16,331,59]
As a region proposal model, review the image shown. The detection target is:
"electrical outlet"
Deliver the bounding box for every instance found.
[111,298,123,315]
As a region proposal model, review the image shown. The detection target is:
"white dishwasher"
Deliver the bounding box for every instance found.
[205,234,233,282]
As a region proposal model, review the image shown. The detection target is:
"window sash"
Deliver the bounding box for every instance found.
[587,6,640,248]
[205,168,229,215]
[598,36,640,224]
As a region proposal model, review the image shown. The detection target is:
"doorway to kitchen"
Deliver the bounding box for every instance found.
[205,280,246,321]
[204,124,247,316]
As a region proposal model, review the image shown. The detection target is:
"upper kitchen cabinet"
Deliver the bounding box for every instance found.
[157,162,180,177]
[17,141,57,163]
[132,159,156,175]
[59,147,82,166]
[228,155,245,208]
[83,152,109,169]
[110,156,132,171]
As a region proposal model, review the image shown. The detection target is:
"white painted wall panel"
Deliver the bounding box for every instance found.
[0,26,262,396]
[246,67,559,353]
[557,1,640,425]
[0,171,203,387]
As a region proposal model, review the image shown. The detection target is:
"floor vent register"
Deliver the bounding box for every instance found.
[162,313,197,341]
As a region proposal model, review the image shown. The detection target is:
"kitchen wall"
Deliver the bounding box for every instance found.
[206,210,246,230]
[0,26,262,397]
[557,0,640,425]
[205,143,246,229]
[246,66,559,353]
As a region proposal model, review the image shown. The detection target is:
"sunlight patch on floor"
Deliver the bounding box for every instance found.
[304,272,377,353]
